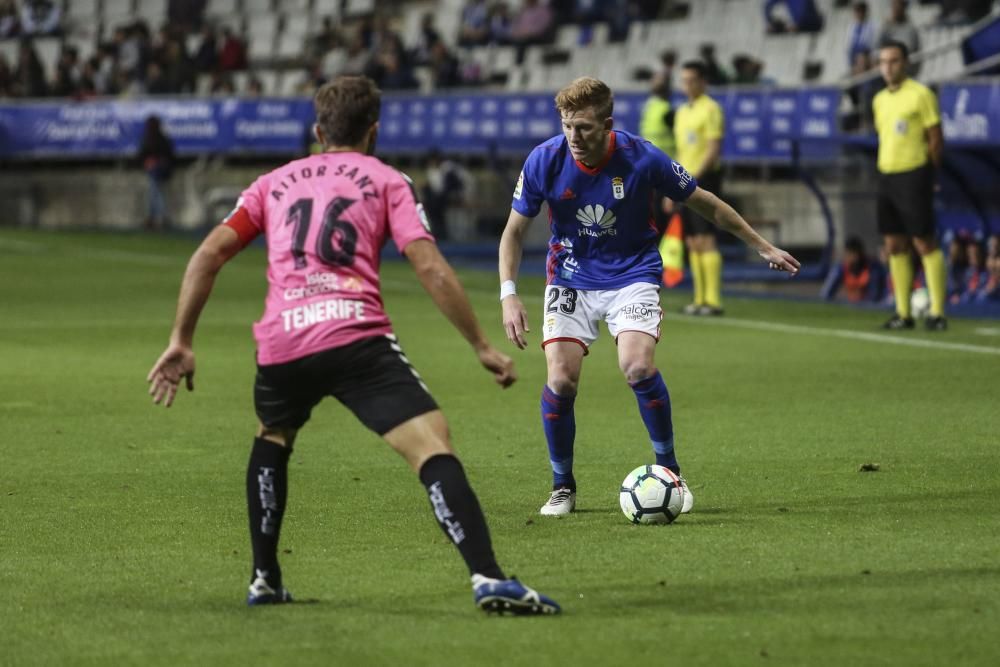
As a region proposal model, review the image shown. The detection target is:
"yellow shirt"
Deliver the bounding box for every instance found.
[673,93,724,175]
[873,78,940,174]
[640,96,676,157]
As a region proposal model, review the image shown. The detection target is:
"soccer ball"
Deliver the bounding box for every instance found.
[910,287,930,319]
[619,464,685,525]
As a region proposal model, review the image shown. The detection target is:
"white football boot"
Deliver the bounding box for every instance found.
[539,488,576,516]
[679,476,694,513]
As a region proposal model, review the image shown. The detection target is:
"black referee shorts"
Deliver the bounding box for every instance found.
[877,164,936,238]
[254,334,439,436]
[682,170,722,237]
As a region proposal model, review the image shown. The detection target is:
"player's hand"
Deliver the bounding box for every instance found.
[661,197,675,215]
[759,245,801,277]
[475,344,517,388]
[147,342,196,407]
[501,294,530,350]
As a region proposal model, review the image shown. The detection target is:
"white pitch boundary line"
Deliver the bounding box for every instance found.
[386,278,1000,356]
[660,312,1000,356]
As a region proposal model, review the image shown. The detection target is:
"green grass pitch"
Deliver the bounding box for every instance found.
[2,229,998,666]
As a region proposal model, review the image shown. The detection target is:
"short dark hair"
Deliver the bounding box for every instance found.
[880,39,909,60]
[845,236,865,254]
[314,76,382,147]
[681,60,707,79]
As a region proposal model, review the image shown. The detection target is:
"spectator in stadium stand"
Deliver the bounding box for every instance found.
[699,44,729,85]
[168,0,205,33]
[412,13,442,65]
[309,16,340,62]
[144,61,170,94]
[373,49,419,90]
[193,24,218,74]
[980,236,1000,302]
[76,58,98,98]
[488,2,513,45]
[51,44,80,97]
[937,0,993,24]
[218,27,248,72]
[19,0,60,36]
[847,2,876,69]
[764,0,823,33]
[951,238,988,304]
[0,54,13,97]
[341,32,372,76]
[0,0,18,38]
[209,70,236,94]
[731,54,761,84]
[429,40,462,89]
[246,75,263,97]
[879,0,920,56]
[821,236,887,303]
[138,115,176,231]
[458,0,490,46]
[511,0,555,61]
[13,39,47,97]
[161,38,195,93]
[422,149,472,241]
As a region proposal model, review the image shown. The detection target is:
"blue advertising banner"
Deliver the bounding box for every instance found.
[14,83,1000,162]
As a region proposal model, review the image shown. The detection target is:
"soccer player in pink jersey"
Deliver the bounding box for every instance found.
[147,76,559,615]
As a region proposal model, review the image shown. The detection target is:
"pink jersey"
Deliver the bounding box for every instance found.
[225,152,434,365]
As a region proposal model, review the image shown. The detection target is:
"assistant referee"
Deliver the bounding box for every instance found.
[674,61,725,316]
[873,40,946,330]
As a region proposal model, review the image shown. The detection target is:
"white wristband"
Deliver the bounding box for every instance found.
[500,280,517,301]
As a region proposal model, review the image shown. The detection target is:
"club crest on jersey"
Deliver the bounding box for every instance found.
[576,204,617,237]
[895,119,908,135]
[611,176,625,200]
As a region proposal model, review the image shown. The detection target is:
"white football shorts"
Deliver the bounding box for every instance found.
[540,282,662,351]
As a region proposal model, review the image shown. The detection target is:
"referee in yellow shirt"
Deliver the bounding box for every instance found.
[873,40,947,330]
[674,61,725,316]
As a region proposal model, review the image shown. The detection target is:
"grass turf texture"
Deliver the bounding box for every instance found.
[2,229,998,666]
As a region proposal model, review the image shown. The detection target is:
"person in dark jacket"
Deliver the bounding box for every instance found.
[138,115,176,230]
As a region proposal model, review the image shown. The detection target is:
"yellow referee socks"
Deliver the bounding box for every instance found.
[702,250,723,308]
[889,253,914,318]
[921,249,947,317]
[689,251,705,306]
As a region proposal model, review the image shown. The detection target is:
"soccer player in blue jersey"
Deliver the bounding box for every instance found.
[498,77,800,516]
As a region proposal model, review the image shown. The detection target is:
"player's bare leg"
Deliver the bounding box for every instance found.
[539,341,585,516]
[246,424,297,605]
[384,411,560,615]
[618,332,693,513]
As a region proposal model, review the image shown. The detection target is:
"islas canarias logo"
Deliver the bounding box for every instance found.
[576,204,617,237]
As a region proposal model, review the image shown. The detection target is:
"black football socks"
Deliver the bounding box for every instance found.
[419,454,505,580]
[246,437,291,588]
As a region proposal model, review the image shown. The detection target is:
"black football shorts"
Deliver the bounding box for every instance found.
[254,334,438,435]
[681,170,723,237]
[877,164,936,238]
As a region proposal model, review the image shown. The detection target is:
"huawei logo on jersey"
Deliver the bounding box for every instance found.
[575,204,617,237]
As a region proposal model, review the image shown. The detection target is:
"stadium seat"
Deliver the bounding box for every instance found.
[311,0,341,19]
[134,0,168,27]
[257,69,279,95]
[248,32,276,64]
[244,0,273,13]
[207,0,240,18]
[276,31,306,61]
[66,0,99,21]
[284,13,311,38]
[343,0,375,18]
[33,38,61,79]
[102,0,134,20]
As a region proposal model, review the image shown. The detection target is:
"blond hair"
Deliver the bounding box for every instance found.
[554,77,614,120]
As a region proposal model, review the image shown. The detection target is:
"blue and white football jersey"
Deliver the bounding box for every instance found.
[512,130,698,290]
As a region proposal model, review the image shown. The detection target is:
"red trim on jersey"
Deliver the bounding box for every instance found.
[222,207,260,247]
[574,131,616,175]
[541,337,590,356]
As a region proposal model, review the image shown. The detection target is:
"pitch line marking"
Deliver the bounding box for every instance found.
[661,313,1000,356]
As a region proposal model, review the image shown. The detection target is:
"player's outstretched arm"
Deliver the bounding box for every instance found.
[404,239,516,389]
[685,187,801,276]
[498,209,534,349]
[147,225,244,407]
